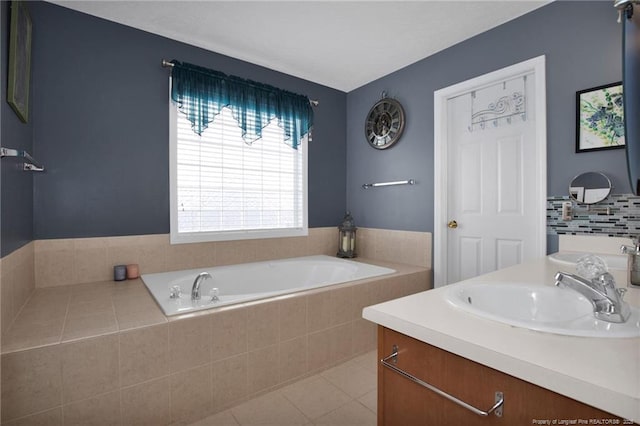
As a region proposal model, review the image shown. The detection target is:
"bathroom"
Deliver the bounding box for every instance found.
[1,1,638,425]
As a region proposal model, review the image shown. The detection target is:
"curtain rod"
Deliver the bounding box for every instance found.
[161,59,319,107]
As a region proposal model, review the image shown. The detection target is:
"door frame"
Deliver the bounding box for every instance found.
[433,55,547,288]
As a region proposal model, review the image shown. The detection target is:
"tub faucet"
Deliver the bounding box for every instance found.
[554,271,630,323]
[192,272,212,301]
[621,237,640,287]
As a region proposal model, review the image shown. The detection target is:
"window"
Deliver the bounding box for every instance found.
[170,105,308,244]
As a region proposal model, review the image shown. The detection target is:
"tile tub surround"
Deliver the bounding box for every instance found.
[33,228,432,288]
[356,228,431,269]
[0,258,2,425]
[0,260,430,425]
[0,242,35,335]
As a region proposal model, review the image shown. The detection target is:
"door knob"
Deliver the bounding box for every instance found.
[448,220,458,229]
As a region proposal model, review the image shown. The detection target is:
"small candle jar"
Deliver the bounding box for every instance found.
[114,265,127,281]
[126,264,139,280]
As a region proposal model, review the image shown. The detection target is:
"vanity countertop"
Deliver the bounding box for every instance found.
[363,256,640,422]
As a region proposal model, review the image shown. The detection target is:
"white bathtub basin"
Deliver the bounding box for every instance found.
[141,255,395,316]
[548,251,628,270]
[446,282,640,338]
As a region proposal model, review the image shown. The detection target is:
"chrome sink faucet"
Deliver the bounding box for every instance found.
[192,272,212,301]
[554,271,630,323]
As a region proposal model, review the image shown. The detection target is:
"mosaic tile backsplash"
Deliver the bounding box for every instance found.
[547,194,640,237]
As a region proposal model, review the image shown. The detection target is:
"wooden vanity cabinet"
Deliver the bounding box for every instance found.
[377,326,635,426]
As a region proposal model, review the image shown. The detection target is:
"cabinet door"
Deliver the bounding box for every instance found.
[378,327,634,426]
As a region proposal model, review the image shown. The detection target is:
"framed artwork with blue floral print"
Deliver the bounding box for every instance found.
[576,82,625,153]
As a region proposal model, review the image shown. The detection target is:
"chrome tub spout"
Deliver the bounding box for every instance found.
[192,272,212,301]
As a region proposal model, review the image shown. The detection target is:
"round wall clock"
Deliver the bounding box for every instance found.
[365,97,406,150]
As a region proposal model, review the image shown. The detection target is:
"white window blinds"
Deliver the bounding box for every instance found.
[170,106,308,243]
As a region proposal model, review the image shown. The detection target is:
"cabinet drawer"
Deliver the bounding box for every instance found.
[378,326,635,426]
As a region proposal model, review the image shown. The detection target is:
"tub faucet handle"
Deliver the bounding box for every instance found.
[210,288,220,302]
[170,285,182,299]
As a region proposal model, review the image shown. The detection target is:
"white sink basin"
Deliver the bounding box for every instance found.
[446,282,640,338]
[548,251,627,270]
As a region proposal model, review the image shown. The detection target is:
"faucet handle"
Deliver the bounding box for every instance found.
[617,287,627,301]
[576,254,608,279]
[622,237,640,255]
[170,285,182,299]
[210,288,220,302]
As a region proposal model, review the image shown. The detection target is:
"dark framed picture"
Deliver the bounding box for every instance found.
[7,1,32,123]
[575,82,625,153]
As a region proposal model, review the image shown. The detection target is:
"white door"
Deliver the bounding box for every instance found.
[433,56,547,287]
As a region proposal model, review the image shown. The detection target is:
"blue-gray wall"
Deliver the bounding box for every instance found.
[1,1,630,257]
[1,1,34,256]
[346,1,628,232]
[25,2,346,246]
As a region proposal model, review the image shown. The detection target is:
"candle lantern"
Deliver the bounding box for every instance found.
[337,211,357,258]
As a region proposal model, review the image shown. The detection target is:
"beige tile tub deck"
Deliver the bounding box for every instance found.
[1,258,430,425]
[0,280,166,353]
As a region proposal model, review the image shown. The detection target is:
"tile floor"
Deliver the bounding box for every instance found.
[189,350,378,426]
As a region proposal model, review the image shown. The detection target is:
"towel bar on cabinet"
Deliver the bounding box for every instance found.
[381,345,504,417]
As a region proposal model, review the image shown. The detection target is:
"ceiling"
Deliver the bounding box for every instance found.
[49,1,549,92]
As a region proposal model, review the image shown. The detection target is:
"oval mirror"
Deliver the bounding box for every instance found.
[569,172,612,204]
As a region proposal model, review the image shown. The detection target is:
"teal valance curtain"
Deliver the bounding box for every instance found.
[169,60,314,149]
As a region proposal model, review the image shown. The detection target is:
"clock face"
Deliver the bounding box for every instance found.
[365,98,405,149]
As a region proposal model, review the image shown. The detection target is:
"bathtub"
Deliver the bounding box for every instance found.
[141,255,396,316]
